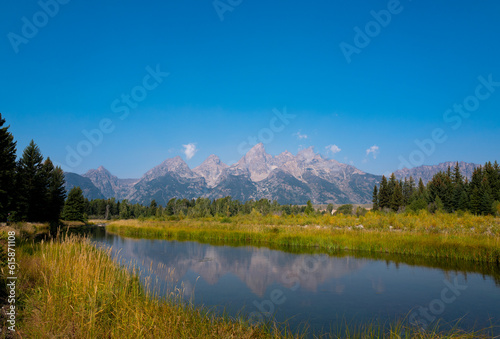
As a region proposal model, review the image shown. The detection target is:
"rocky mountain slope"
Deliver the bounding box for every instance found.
[63,172,105,200]
[65,143,383,205]
[64,153,482,205]
[394,161,478,184]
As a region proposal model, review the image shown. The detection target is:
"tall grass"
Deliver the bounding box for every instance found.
[5,232,497,338]
[15,235,289,338]
[106,211,500,263]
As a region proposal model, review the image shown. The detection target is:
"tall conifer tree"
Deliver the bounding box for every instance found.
[0,113,17,221]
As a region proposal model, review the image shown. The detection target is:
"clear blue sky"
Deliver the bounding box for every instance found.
[1,0,499,178]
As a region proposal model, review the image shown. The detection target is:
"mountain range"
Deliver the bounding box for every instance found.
[64,144,480,205]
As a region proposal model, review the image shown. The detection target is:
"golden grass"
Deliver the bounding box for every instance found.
[106,211,500,264]
[0,229,495,338]
[15,235,290,339]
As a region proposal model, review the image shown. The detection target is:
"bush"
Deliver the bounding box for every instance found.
[335,204,353,216]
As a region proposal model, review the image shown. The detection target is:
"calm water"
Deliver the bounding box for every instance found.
[91,229,500,336]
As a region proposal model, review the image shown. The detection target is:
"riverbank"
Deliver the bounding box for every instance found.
[1,226,497,338]
[6,233,287,338]
[106,211,500,263]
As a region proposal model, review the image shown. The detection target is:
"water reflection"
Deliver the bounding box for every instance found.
[90,229,500,336]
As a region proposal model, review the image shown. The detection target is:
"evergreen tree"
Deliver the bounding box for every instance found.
[62,186,86,222]
[451,183,464,212]
[493,161,500,201]
[417,178,426,196]
[149,199,158,217]
[452,162,463,186]
[44,158,66,222]
[388,173,397,199]
[390,182,404,212]
[479,178,493,215]
[0,113,17,221]
[470,186,481,215]
[17,140,47,221]
[484,161,500,202]
[378,175,390,209]
[402,177,415,205]
[457,189,470,211]
[434,196,445,213]
[372,185,379,211]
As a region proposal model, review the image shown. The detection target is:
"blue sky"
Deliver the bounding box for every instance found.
[1,0,499,178]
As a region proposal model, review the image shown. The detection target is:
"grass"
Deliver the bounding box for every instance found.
[0,226,497,338]
[105,211,500,264]
[11,234,291,338]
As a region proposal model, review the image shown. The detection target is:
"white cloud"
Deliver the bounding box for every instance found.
[182,143,198,160]
[366,145,379,159]
[294,131,308,140]
[325,144,341,155]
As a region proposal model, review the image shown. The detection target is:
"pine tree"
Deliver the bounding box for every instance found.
[17,140,47,221]
[479,178,493,215]
[372,185,379,211]
[451,183,464,212]
[62,186,86,222]
[44,158,66,222]
[418,178,426,195]
[452,162,463,186]
[493,161,500,201]
[378,176,390,209]
[388,173,397,199]
[402,178,412,205]
[390,182,404,212]
[484,161,500,202]
[457,189,469,211]
[470,186,481,215]
[0,113,17,221]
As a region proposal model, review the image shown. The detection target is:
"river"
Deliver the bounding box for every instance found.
[90,228,500,336]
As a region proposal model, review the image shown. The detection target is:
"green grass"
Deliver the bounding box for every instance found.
[1,228,497,338]
[106,211,500,264]
[12,234,292,338]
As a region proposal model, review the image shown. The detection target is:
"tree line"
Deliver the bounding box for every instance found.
[82,196,314,220]
[372,162,500,215]
[0,113,67,223]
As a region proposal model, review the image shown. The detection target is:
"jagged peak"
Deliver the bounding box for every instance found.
[84,165,112,177]
[97,165,109,172]
[246,143,266,155]
[194,154,228,171]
